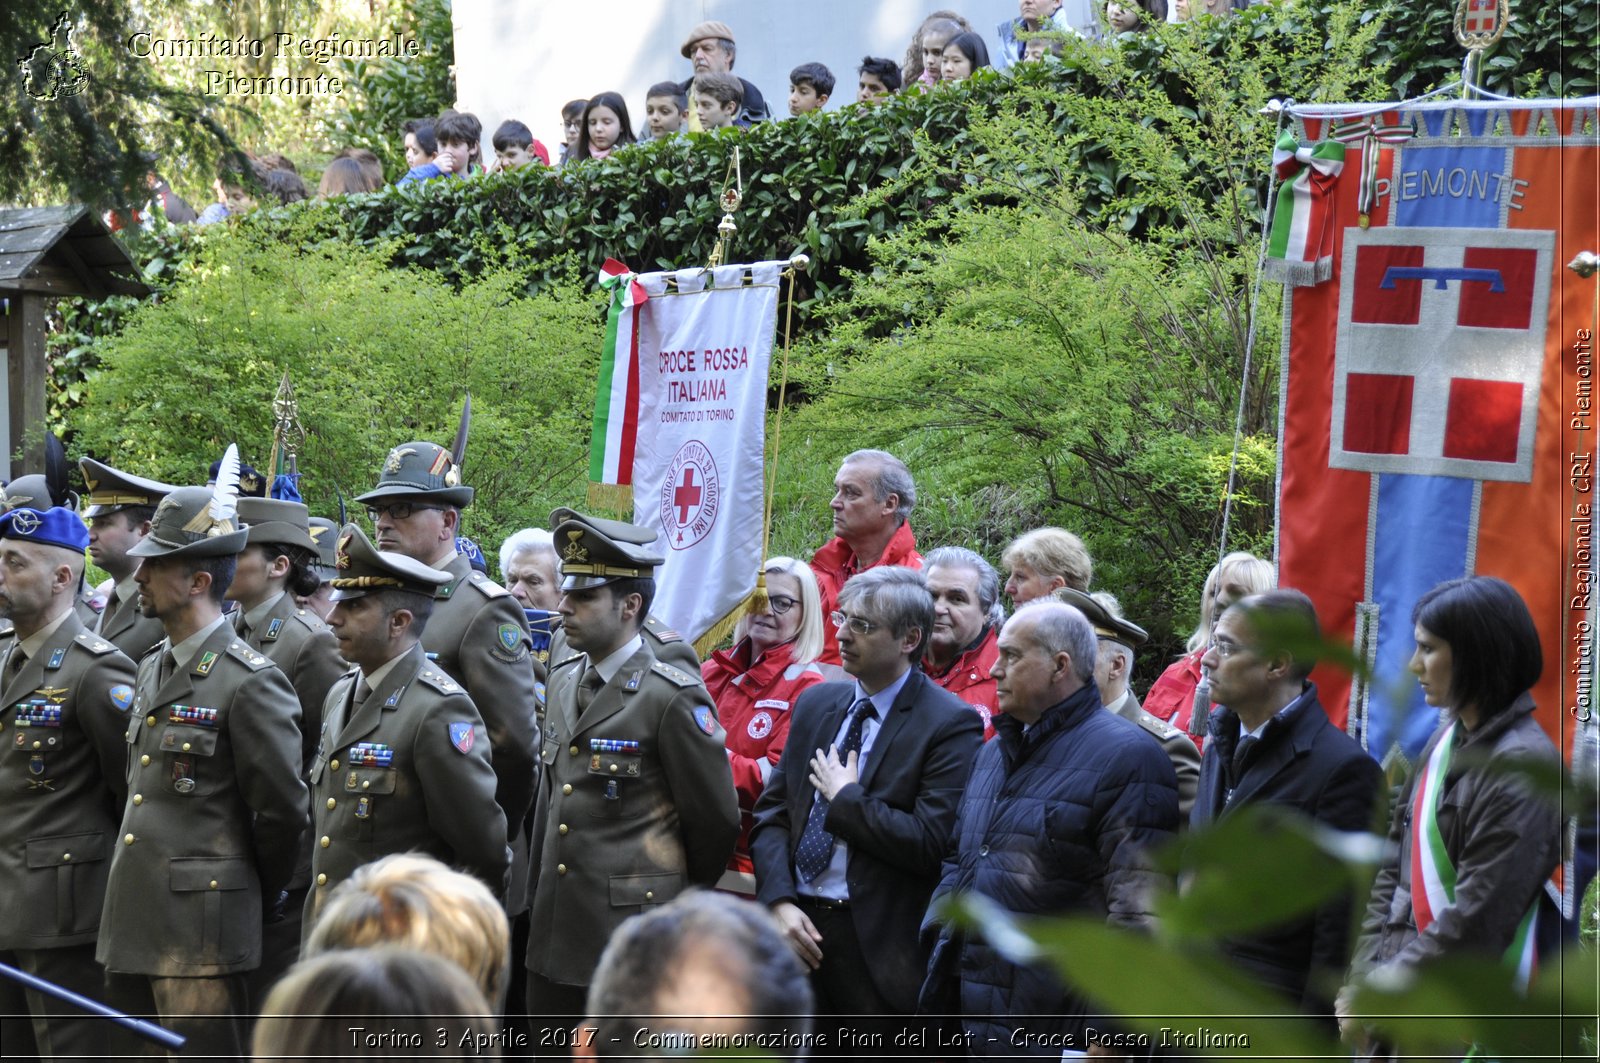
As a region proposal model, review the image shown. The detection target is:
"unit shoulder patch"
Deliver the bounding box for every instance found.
[417,668,464,696]
[226,639,274,671]
[74,631,117,656]
[650,661,698,688]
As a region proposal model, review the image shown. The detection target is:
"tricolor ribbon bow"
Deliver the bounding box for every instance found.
[1330,116,1415,226]
[1264,132,1346,287]
[598,258,649,308]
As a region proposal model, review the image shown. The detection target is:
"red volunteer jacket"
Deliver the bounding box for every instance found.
[811,521,923,665]
[927,624,1001,741]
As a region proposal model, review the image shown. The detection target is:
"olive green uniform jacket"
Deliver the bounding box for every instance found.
[422,554,539,843]
[526,639,739,987]
[1106,688,1201,821]
[0,617,136,950]
[304,643,508,932]
[234,592,346,775]
[94,586,165,666]
[97,624,309,977]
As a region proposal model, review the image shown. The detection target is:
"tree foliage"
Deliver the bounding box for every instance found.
[68,226,601,552]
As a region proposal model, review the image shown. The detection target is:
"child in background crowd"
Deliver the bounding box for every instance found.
[941,31,991,82]
[643,82,689,139]
[1106,2,1142,31]
[787,62,834,115]
[197,158,261,224]
[491,119,550,170]
[319,157,380,196]
[907,13,968,87]
[261,167,308,204]
[694,72,743,131]
[335,147,385,188]
[1022,23,1070,60]
[576,91,636,160]
[398,118,442,184]
[558,98,587,166]
[438,109,486,174]
[433,111,479,178]
[857,56,902,102]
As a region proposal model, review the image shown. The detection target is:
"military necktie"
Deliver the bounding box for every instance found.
[795,697,876,884]
[577,667,604,714]
[159,649,178,687]
[5,647,27,684]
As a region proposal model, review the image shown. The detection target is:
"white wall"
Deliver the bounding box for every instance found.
[452,0,1021,152]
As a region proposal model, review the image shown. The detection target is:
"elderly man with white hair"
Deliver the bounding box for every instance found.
[498,528,562,611]
[920,599,1179,1053]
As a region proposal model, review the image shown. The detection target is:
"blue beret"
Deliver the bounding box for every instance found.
[0,507,90,552]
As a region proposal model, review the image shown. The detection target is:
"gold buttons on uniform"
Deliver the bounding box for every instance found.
[558,824,568,835]
[145,715,156,727]
[609,763,618,773]
[62,853,71,862]
[132,794,142,806]
[181,742,191,752]
[123,834,134,845]
[209,880,219,889]
[562,784,572,795]
[317,874,327,886]
[557,864,567,875]
[330,759,340,771]
[31,740,41,750]
[140,754,150,766]
[326,798,336,810]
[320,836,330,848]
[361,780,370,789]
[569,745,579,756]
[645,891,655,901]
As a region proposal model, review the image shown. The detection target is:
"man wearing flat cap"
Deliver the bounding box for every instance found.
[304,525,507,936]
[97,479,309,1058]
[1057,587,1200,819]
[0,507,139,1057]
[356,442,539,872]
[678,20,770,130]
[79,457,173,662]
[525,510,739,1041]
[226,496,348,1003]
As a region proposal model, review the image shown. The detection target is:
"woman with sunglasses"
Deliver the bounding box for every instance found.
[701,557,827,896]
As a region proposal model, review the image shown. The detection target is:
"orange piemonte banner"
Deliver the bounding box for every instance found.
[1276,99,1598,769]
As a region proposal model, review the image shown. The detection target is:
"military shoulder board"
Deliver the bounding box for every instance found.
[466,572,509,599]
[74,632,117,656]
[226,640,274,671]
[551,654,585,672]
[647,618,683,643]
[650,661,698,688]
[416,668,464,696]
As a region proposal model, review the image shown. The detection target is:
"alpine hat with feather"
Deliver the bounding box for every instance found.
[128,445,248,559]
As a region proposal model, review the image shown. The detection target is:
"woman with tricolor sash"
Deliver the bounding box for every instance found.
[1337,576,1560,1060]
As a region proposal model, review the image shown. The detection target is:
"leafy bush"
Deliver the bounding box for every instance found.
[68,225,601,552]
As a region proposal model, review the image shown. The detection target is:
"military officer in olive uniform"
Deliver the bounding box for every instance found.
[1060,588,1202,819]
[226,496,348,1014]
[525,510,739,1036]
[544,508,703,678]
[0,507,139,1057]
[98,480,309,1059]
[304,525,508,935]
[356,442,539,910]
[80,456,174,663]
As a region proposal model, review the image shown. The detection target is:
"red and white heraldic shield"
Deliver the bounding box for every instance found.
[1330,225,1555,482]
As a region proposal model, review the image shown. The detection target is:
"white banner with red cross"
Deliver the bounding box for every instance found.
[588,261,781,644]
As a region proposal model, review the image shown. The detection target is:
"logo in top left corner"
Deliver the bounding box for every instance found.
[18,12,90,102]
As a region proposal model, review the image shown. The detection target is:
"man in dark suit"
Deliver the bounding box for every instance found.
[750,565,982,1031]
[1190,589,1383,1017]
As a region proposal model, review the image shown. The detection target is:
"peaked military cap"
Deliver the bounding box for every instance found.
[307,517,339,581]
[79,458,174,518]
[356,442,473,508]
[0,506,90,553]
[238,497,316,551]
[126,486,248,559]
[328,523,452,601]
[209,458,266,498]
[1055,588,1149,650]
[552,509,664,591]
[2,475,77,512]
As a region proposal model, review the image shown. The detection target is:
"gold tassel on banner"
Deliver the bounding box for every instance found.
[737,256,809,631]
[694,591,756,661]
[586,481,634,514]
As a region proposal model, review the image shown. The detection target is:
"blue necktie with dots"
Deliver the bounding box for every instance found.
[795,697,875,883]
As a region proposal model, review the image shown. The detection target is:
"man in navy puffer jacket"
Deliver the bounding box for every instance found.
[919,600,1179,1055]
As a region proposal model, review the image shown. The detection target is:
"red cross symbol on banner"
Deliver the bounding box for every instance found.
[673,468,703,524]
[1462,0,1500,36]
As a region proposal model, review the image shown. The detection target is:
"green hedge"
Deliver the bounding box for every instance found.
[119,1,1594,302]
